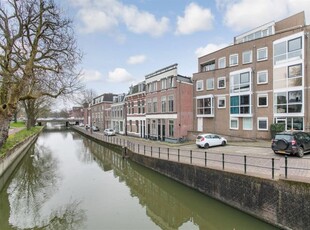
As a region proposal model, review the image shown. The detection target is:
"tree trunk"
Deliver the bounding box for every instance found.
[0,114,11,149]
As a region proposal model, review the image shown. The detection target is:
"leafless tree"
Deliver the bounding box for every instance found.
[73,89,97,107]
[0,0,83,148]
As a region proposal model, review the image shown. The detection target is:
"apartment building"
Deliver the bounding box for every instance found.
[145,64,193,142]
[193,12,310,140]
[111,94,126,134]
[91,93,118,130]
[125,81,146,137]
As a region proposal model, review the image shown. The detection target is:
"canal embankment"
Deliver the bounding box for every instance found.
[75,127,310,230]
[0,128,42,191]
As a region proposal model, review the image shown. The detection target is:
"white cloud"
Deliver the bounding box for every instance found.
[107,68,133,83]
[127,55,146,65]
[71,0,169,36]
[80,69,102,82]
[219,0,310,32]
[195,43,229,57]
[176,3,214,35]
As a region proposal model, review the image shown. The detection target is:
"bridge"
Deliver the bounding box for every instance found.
[37,117,84,126]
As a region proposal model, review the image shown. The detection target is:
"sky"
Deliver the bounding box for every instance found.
[57,0,310,96]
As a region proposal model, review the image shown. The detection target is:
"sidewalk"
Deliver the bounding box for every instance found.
[9,127,25,135]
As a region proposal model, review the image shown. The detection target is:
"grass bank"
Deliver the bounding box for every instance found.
[0,126,43,158]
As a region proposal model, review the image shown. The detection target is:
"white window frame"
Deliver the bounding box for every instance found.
[257,70,268,84]
[218,57,226,69]
[206,78,214,90]
[243,117,253,130]
[242,50,252,64]
[257,94,268,107]
[257,117,268,131]
[196,80,203,91]
[229,54,238,66]
[196,95,214,117]
[217,96,226,109]
[217,76,226,89]
[230,117,239,130]
[257,47,268,61]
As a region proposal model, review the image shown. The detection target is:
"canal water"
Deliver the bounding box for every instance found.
[0,129,278,230]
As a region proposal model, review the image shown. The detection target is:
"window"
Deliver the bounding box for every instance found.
[230,95,251,115]
[167,77,175,88]
[131,102,134,114]
[206,78,214,90]
[142,100,145,114]
[152,81,157,92]
[136,120,139,133]
[229,54,238,66]
[257,70,268,84]
[257,117,268,130]
[201,60,215,72]
[274,35,302,65]
[243,117,253,130]
[230,71,251,93]
[169,120,174,137]
[288,64,302,78]
[274,90,302,114]
[242,50,252,64]
[147,99,152,113]
[168,95,174,112]
[161,78,166,90]
[153,98,157,113]
[257,94,268,107]
[138,101,141,114]
[196,80,203,91]
[161,96,166,113]
[218,96,226,108]
[217,77,226,89]
[197,96,214,116]
[230,118,239,129]
[257,47,268,61]
[218,57,226,69]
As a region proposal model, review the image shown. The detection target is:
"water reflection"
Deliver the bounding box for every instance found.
[83,135,277,230]
[0,136,86,229]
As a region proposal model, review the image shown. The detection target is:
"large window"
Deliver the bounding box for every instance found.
[230,95,251,115]
[243,117,253,130]
[257,47,268,61]
[161,78,166,90]
[167,77,175,88]
[168,95,174,112]
[201,60,215,71]
[274,90,302,114]
[196,80,203,91]
[218,57,226,69]
[197,96,214,116]
[242,50,252,64]
[230,71,251,93]
[274,35,302,65]
[206,78,214,90]
[147,99,152,113]
[229,54,238,66]
[153,98,157,113]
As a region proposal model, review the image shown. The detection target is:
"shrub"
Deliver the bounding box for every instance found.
[270,123,285,139]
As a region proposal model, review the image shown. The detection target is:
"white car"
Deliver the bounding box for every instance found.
[196,133,227,149]
[104,128,115,136]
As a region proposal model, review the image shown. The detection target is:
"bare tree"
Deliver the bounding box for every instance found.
[0,0,83,148]
[74,89,97,107]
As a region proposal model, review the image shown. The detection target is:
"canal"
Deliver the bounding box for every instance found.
[0,129,278,230]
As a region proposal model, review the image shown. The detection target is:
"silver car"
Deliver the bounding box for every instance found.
[196,133,227,149]
[104,128,116,136]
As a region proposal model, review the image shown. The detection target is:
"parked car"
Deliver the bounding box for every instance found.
[196,133,227,149]
[271,131,310,157]
[92,126,100,132]
[104,128,115,136]
[79,123,84,127]
[85,124,90,129]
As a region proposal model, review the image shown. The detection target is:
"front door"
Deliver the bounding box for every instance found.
[197,118,203,132]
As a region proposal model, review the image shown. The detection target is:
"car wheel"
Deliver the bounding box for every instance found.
[221,141,226,146]
[297,147,304,158]
[204,143,209,149]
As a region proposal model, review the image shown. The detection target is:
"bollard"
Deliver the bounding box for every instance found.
[285,156,288,178]
[144,145,145,155]
[222,153,225,170]
[178,149,180,162]
[138,144,140,154]
[190,150,192,164]
[151,146,152,157]
[159,147,161,158]
[168,148,170,160]
[272,158,275,179]
[244,155,247,174]
[205,152,207,167]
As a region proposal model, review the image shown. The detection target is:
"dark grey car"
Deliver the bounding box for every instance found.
[271,131,310,157]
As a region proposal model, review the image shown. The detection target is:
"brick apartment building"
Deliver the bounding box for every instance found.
[145,64,193,142]
[193,12,310,140]
[90,93,118,130]
[125,81,146,137]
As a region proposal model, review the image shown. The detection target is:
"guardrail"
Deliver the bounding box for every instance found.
[77,128,310,181]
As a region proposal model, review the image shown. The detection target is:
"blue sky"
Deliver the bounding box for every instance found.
[58,0,310,96]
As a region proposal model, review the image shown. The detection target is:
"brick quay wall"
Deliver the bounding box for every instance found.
[74,127,310,230]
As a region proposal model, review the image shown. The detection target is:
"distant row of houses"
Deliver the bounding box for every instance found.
[78,12,310,142]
